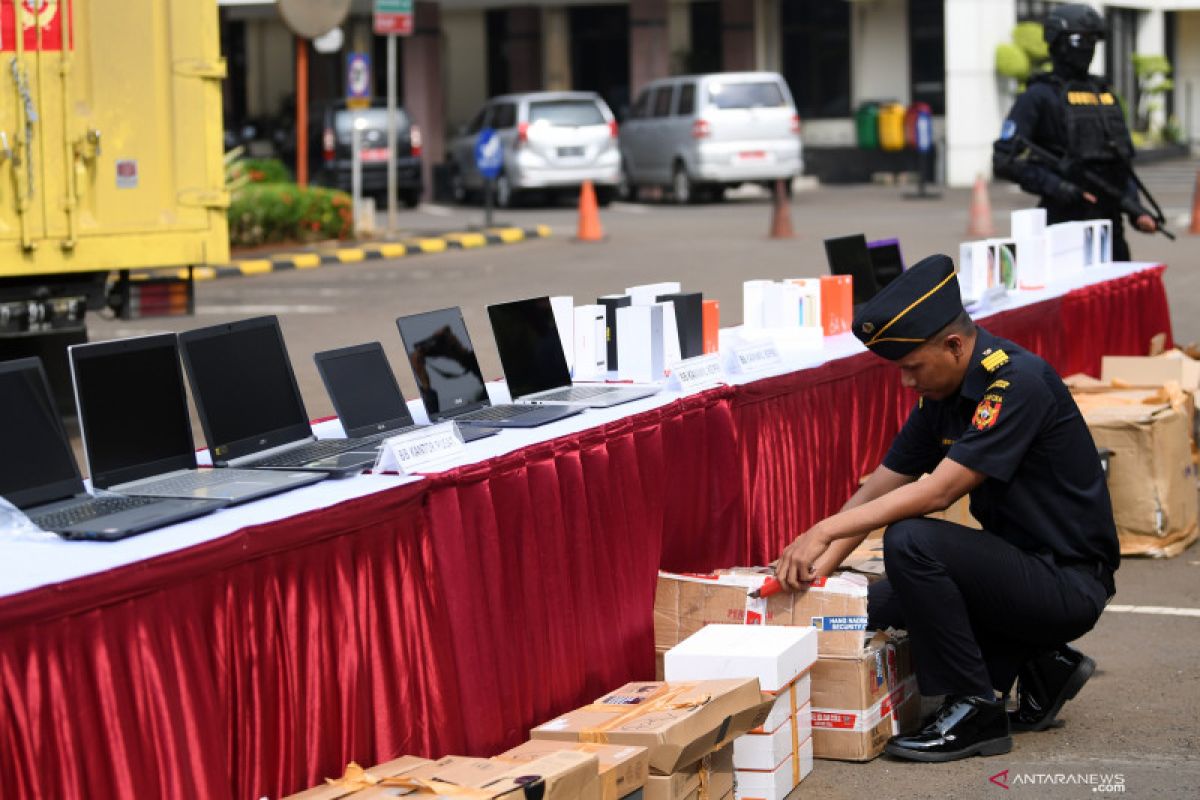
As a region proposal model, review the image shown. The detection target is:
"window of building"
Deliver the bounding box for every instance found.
[909,0,946,114]
[652,85,674,117]
[779,1,851,119]
[676,82,696,116]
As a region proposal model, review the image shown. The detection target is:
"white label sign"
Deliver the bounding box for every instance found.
[731,342,782,374]
[375,422,466,474]
[669,353,726,393]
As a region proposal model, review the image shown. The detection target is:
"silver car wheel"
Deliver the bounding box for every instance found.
[495,174,514,208]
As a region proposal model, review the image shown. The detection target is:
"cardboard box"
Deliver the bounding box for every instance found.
[810,634,916,762]
[702,300,720,355]
[531,679,772,776]
[643,744,733,800]
[732,704,811,771]
[1077,396,1198,555]
[664,624,818,692]
[655,571,870,658]
[284,756,432,800]
[751,674,811,734]
[350,752,601,800]
[497,741,649,800]
[1101,354,1200,396]
[734,737,814,800]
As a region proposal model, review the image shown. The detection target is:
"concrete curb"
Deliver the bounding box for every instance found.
[133,225,552,282]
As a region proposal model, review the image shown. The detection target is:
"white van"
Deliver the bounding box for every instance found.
[618,72,803,203]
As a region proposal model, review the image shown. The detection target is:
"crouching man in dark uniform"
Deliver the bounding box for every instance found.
[773,254,1118,762]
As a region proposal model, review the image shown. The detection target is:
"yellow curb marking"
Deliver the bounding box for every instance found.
[335,249,366,263]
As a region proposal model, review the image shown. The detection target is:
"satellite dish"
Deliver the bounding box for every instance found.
[313,26,345,54]
[278,0,351,40]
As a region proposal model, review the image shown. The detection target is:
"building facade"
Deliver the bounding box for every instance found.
[219,0,1200,191]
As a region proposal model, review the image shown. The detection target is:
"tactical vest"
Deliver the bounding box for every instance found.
[1055,76,1134,164]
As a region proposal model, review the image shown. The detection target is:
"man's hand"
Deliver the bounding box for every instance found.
[1135,214,1158,233]
[775,524,832,592]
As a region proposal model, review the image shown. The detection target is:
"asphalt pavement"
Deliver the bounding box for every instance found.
[88,160,1200,799]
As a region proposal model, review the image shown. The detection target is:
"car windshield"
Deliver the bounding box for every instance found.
[334,108,408,135]
[527,100,606,127]
[707,81,786,109]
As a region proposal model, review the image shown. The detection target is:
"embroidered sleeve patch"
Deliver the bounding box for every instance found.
[972,397,1002,430]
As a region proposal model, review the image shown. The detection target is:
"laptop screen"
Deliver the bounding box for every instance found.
[396,308,489,421]
[824,234,880,306]
[487,297,573,400]
[0,358,83,509]
[314,343,415,437]
[71,335,197,489]
[179,316,312,459]
[867,238,905,289]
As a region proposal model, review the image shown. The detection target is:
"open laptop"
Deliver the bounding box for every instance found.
[486,297,660,407]
[178,316,380,477]
[824,233,880,308]
[314,342,499,443]
[0,357,226,541]
[69,334,326,504]
[396,307,584,428]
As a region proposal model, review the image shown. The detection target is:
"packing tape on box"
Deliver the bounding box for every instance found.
[326,762,383,791]
[380,777,498,797]
[788,681,800,786]
[698,752,711,800]
[579,684,710,744]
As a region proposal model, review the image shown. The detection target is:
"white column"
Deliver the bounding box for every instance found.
[543,8,572,91]
[1175,11,1200,153]
[944,0,1016,187]
[442,10,488,132]
[852,0,910,106]
[668,0,690,75]
[1136,7,1167,134]
[755,0,780,73]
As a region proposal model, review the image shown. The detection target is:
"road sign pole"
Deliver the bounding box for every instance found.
[351,124,363,236]
[485,178,495,229]
[386,34,398,232]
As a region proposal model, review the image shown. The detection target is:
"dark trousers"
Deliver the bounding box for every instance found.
[867,518,1110,698]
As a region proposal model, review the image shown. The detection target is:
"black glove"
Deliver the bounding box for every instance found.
[1049,178,1086,205]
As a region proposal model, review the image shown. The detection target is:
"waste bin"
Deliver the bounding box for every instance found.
[878,103,906,151]
[855,102,880,149]
[904,102,932,149]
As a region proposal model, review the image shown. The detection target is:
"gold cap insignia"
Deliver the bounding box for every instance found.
[862,322,875,334]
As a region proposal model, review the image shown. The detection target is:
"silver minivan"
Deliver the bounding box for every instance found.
[619,72,803,203]
[447,91,620,207]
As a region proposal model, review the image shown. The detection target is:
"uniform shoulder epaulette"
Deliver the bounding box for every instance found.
[981,349,1010,373]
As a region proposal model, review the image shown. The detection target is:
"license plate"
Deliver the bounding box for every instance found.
[738,150,767,160]
[557,146,584,158]
[361,148,389,163]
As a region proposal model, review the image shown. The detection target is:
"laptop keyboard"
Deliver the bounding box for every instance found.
[135,470,253,495]
[456,404,542,422]
[248,438,374,468]
[31,496,160,531]
[536,385,620,402]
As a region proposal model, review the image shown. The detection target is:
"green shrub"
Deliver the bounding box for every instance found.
[228,183,352,247]
[241,158,292,184]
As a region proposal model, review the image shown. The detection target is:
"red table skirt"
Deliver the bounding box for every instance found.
[0,267,1171,799]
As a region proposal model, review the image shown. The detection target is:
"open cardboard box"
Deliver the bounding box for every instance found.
[497,741,649,800]
[531,679,772,776]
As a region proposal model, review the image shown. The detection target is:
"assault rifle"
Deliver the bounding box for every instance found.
[1008,135,1175,241]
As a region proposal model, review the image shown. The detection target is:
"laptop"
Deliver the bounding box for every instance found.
[486,297,660,408]
[867,238,906,288]
[178,316,380,477]
[824,233,880,307]
[69,334,326,504]
[396,307,584,427]
[313,342,499,443]
[0,357,226,541]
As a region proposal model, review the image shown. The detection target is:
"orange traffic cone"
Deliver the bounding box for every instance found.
[575,180,605,242]
[1189,169,1200,236]
[967,174,995,238]
[769,179,795,239]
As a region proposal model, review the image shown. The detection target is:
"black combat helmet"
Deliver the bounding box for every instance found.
[1043,3,1106,44]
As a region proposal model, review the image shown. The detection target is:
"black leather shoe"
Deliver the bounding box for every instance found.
[1009,645,1096,732]
[885,695,1012,762]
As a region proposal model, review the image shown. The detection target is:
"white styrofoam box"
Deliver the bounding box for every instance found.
[616,303,665,383]
[550,296,574,370]
[664,624,818,691]
[659,301,682,368]
[1015,234,1047,289]
[572,305,606,380]
[742,280,772,328]
[733,703,812,770]
[754,674,811,734]
[1010,207,1046,240]
[626,282,682,306]
[738,324,823,353]
[734,737,814,800]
